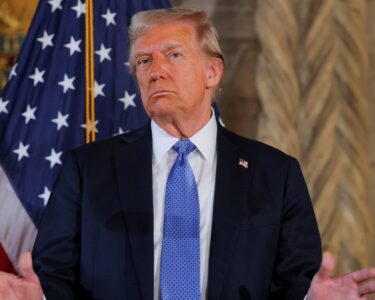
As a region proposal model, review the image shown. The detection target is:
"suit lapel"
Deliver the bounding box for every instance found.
[113,126,154,300]
[207,126,254,299]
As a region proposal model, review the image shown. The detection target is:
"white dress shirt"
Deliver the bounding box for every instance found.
[151,112,217,300]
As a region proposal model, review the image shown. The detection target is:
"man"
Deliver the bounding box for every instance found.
[0,7,375,300]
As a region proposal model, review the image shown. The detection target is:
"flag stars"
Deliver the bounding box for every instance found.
[117,127,124,135]
[71,0,86,18]
[81,120,99,133]
[22,104,37,124]
[58,74,75,94]
[0,98,9,115]
[29,67,45,86]
[45,148,63,168]
[37,30,54,50]
[9,63,17,80]
[113,127,128,136]
[118,91,136,110]
[101,8,116,26]
[95,44,112,63]
[64,36,82,56]
[52,111,69,130]
[48,0,63,13]
[13,142,30,161]
[38,186,51,206]
[94,80,105,98]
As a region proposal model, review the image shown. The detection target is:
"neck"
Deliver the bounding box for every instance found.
[153,107,212,139]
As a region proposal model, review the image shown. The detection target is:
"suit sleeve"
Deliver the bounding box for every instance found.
[269,157,322,300]
[32,150,82,299]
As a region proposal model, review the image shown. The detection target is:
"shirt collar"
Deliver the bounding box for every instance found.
[151,110,217,166]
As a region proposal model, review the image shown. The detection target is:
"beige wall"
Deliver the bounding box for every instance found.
[367,0,375,265]
[0,0,39,34]
[0,0,39,90]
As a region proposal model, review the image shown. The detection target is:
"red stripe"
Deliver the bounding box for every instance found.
[0,243,17,274]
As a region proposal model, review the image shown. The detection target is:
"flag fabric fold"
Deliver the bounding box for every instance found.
[0,0,170,272]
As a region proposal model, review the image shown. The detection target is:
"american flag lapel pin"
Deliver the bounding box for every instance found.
[238,158,248,169]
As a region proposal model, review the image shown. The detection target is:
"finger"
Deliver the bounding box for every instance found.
[18,252,37,282]
[0,279,18,300]
[0,270,19,281]
[0,290,18,300]
[315,251,335,280]
[358,280,375,295]
[349,267,375,283]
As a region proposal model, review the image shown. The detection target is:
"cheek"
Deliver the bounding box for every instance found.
[135,71,148,87]
[135,79,150,108]
[179,73,206,97]
[135,77,149,97]
[139,89,150,111]
[178,68,206,89]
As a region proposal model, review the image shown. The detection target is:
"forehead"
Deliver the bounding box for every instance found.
[133,20,200,52]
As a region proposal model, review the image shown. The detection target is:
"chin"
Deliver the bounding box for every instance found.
[147,102,177,119]
[149,109,175,120]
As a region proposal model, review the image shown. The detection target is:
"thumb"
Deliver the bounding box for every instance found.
[18,252,37,282]
[316,251,335,280]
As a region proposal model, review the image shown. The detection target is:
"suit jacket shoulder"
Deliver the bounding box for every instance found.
[67,125,151,163]
[218,125,294,165]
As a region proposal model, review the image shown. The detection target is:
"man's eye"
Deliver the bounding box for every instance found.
[137,58,151,65]
[169,52,181,59]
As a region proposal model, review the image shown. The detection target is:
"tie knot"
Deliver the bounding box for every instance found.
[172,140,196,156]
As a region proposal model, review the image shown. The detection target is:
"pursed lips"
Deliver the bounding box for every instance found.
[150,90,174,98]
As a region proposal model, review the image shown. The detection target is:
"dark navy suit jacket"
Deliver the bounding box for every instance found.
[33,124,321,300]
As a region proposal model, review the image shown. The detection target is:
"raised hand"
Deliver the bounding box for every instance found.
[307,252,375,300]
[0,252,43,300]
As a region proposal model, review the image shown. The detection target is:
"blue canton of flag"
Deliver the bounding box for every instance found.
[0,0,171,234]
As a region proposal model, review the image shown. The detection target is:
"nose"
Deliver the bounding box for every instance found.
[150,56,166,81]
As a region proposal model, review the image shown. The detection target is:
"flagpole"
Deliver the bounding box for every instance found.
[85,0,95,143]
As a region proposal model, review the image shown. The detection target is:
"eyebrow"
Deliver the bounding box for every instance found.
[162,44,184,52]
[134,43,185,57]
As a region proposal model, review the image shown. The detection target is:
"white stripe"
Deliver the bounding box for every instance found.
[0,165,37,272]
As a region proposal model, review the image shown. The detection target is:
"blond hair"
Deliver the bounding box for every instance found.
[128,8,224,73]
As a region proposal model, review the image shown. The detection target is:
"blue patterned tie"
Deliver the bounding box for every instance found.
[160,140,200,300]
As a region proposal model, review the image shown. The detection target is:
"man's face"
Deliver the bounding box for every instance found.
[133,20,220,124]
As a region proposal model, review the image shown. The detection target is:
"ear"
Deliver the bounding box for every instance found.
[205,57,224,89]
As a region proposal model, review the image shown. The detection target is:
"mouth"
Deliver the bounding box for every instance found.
[150,90,174,98]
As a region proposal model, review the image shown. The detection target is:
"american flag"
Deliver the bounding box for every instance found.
[0,0,171,273]
[238,158,248,169]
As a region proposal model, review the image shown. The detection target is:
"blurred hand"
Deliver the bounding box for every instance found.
[0,252,43,300]
[307,252,375,300]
